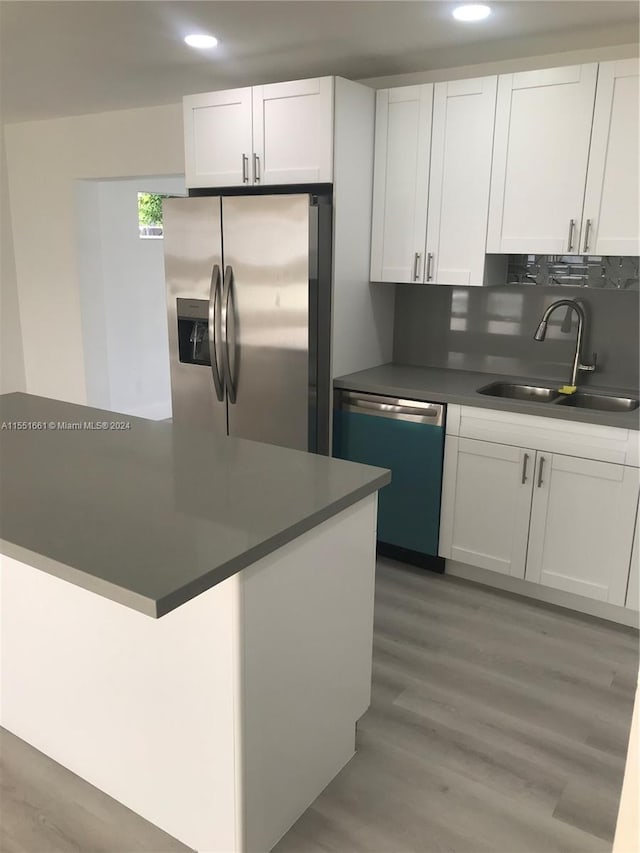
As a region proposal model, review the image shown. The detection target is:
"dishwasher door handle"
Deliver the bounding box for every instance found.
[340,392,444,426]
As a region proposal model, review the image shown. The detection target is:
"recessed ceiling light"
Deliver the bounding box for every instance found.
[452,4,492,22]
[184,34,218,49]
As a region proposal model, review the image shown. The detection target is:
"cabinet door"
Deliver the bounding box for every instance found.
[626,500,639,610]
[251,77,334,185]
[582,59,640,256]
[527,455,639,605]
[370,85,432,283]
[440,437,534,577]
[183,88,253,188]
[487,64,598,254]
[426,76,497,287]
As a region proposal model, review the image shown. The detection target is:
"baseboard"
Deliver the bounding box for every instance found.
[446,559,640,629]
[377,542,445,574]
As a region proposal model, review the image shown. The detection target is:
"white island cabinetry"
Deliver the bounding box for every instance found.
[1,496,378,853]
[0,393,389,853]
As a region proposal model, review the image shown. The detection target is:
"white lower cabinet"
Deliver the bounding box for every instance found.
[526,454,638,605]
[443,437,532,578]
[441,419,640,608]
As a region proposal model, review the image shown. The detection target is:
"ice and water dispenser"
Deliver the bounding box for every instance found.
[176,298,211,366]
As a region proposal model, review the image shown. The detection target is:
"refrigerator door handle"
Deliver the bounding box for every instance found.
[208,264,224,402]
[221,264,237,404]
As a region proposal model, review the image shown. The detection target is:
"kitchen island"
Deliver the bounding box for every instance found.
[0,393,390,853]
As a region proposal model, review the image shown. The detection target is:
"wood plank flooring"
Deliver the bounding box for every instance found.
[2,558,638,853]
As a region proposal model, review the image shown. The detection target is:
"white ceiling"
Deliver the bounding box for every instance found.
[1,1,638,123]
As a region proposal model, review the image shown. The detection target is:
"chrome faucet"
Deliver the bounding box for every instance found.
[533,299,597,387]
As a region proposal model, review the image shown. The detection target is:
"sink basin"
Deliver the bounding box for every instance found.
[555,393,639,412]
[476,382,561,402]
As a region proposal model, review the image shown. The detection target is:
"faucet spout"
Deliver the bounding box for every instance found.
[533,299,597,387]
[533,319,548,342]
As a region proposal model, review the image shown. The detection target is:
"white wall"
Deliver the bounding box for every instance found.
[76,176,184,419]
[4,103,183,404]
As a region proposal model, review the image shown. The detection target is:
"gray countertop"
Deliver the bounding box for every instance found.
[334,364,640,431]
[0,393,390,618]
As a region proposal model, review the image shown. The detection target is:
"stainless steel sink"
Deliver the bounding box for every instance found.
[476,382,561,402]
[555,393,639,412]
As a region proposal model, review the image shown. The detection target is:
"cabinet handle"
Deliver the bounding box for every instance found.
[521,453,529,485]
[567,219,576,252]
[426,252,434,282]
[413,252,422,281]
[242,154,249,184]
[537,456,545,488]
[583,218,592,254]
[253,153,260,183]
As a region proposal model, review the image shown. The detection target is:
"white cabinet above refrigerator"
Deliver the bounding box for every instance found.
[183,76,335,188]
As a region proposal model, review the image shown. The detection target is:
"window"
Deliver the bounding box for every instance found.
[138,192,164,239]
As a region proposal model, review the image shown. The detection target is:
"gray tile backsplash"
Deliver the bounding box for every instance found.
[506,255,639,289]
[393,284,639,390]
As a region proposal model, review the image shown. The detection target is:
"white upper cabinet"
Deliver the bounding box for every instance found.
[426,76,497,286]
[183,77,334,188]
[582,59,640,256]
[487,64,598,254]
[526,455,639,606]
[252,78,334,185]
[183,88,253,188]
[370,85,433,283]
[370,74,502,286]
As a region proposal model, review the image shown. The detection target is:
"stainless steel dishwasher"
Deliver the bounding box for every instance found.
[333,390,445,572]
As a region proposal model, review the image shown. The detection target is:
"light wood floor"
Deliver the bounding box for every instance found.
[2,558,638,853]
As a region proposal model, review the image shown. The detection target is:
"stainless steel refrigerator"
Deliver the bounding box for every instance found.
[163,193,332,453]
